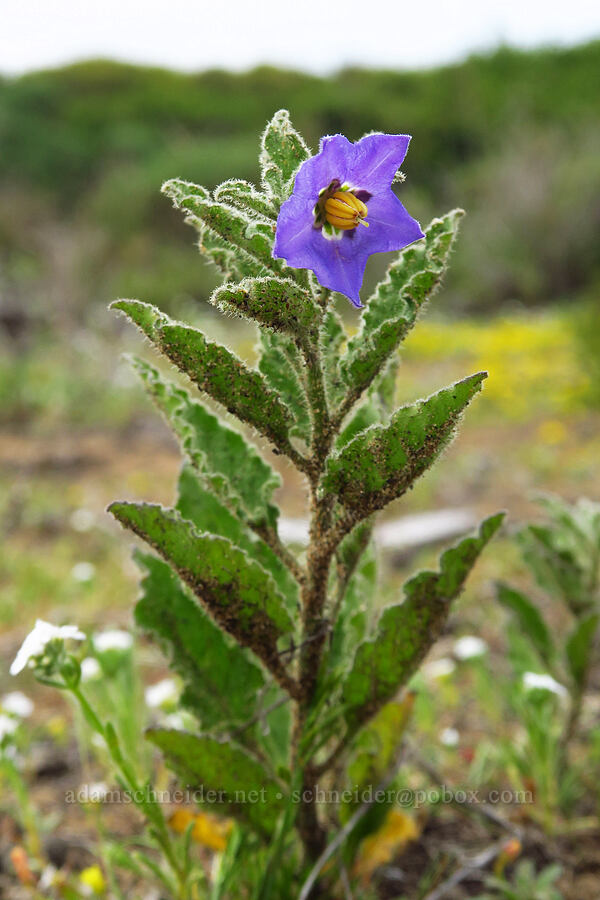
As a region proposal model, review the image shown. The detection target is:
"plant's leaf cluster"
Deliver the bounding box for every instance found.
[109,110,501,869]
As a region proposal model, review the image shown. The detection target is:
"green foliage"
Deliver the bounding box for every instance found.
[134,551,265,729]
[342,513,504,730]
[147,728,286,834]
[341,209,464,399]
[323,372,486,516]
[109,501,294,691]
[212,276,318,336]
[101,110,503,892]
[475,860,563,900]
[131,357,281,529]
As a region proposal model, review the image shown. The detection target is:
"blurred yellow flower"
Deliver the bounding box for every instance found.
[537,419,568,445]
[353,808,419,883]
[169,808,233,852]
[80,864,106,895]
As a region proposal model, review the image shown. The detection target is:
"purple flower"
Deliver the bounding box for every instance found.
[272,133,424,308]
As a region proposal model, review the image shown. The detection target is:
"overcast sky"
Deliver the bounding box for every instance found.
[1,0,599,75]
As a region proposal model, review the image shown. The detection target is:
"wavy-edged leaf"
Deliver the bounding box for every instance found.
[111,299,167,340]
[328,532,377,676]
[134,551,264,729]
[358,208,464,336]
[109,502,295,688]
[163,178,281,274]
[176,465,298,612]
[323,373,486,516]
[338,211,463,404]
[132,357,281,528]
[147,728,286,834]
[320,306,347,407]
[212,276,318,336]
[258,331,311,442]
[342,513,505,730]
[157,322,292,448]
[496,582,556,671]
[213,179,276,220]
[260,109,310,201]
[566,613,599,689]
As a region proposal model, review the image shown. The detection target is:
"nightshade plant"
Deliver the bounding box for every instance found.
[104,110,503,896]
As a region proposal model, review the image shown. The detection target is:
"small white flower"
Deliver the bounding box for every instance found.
[79,781,109,803]
[94,629,133,652]
[0,714,19,740]
[453,636,488,660]
[10,620,85,676]
[38,866,58,892]
[69,508,96,533]
[522,672,567,698]
[71,561,96,583]
[440,727,460,747]
[145,678,178,709]
[423,657,456,680]
[80,657,101,681]
[163,713,186,730]
[1,691,34,718]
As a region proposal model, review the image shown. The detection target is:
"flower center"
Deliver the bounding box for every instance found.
[324,191,369,231]
[313,181,370,236]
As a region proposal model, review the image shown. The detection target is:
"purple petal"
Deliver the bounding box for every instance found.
[291,134,354,198]
[347,133,411,194]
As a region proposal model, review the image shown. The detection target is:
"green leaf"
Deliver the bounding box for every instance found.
[214,179,276,220]
[320,306,347,407]
[342,513,504,730]
[212,276,318,336]
[340,317,412,405]
[323,372,487,516]
[565,613,599,689]
[260,110,310,201]
[347,696,415,794]
[147,728,286,834]
[176,465,298,611]
[111,299,166,340]
[134,551,264,729]
[109,502,294,685]
[337,209,464,401]
[358,208,464,335]
[496,582,556,671]
[328,532,376,676]
[163,178,281,274]
[132,357,281,528]
[518,524,590,614]
[157,322,293,449]
[258,331,311,443]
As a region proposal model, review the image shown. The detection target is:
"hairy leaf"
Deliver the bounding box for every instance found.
[323,373,487,516]
[320,305,347,407]
[258,331,311,442]
[157,322,293,449]
[109,502,294,686]
[147,728,286,834]
[176,465,298,611]
[163,178,281,274]
[260,109,310,201]
[496,582,556,671]
[337,210,464,403]
[134,551,264,729]
[213,179,276,220]
[132,358,281,528]
[342,513,504,730]
[212,276,318,336]
[565,613,599,689]
[111,299,166,340]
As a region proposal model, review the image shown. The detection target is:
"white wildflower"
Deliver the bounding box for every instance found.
[80,657,101,681]
[1,691,34,718]
[423,657,456,680]
[522,672,567,698]
[145,678,178,709]
[71,561,96,583]
[10,620,85,676]
[94,629,132,652]
[453,635,488,660]
[440,727,460,747]
[0,714,19,740]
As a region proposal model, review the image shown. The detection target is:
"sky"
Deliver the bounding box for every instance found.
[1,0,599,75]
